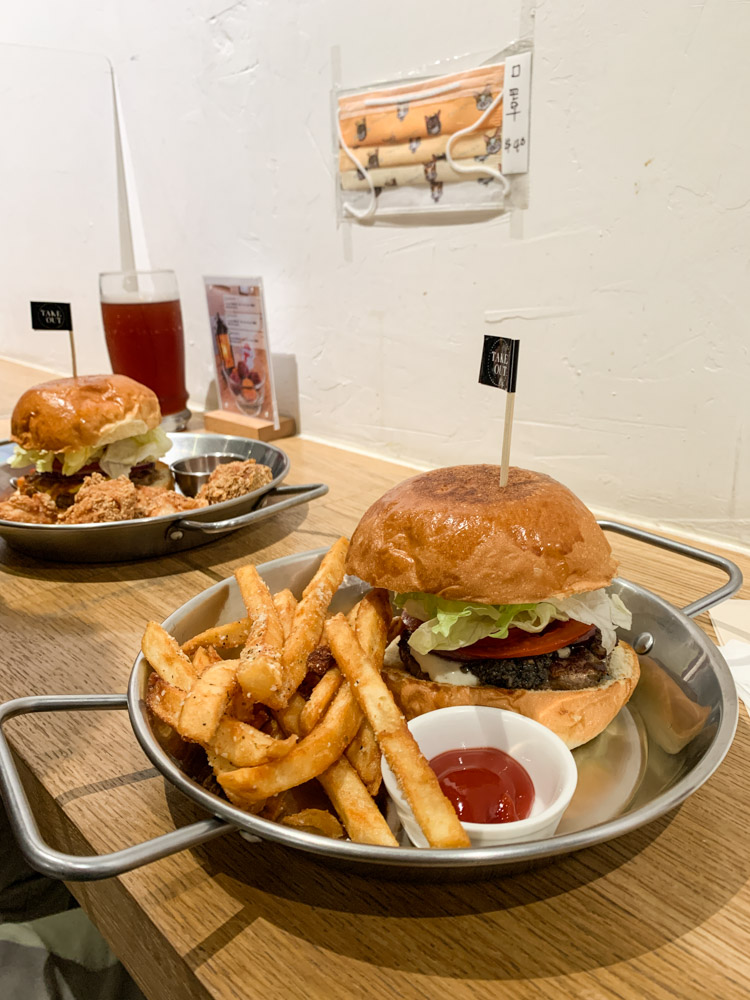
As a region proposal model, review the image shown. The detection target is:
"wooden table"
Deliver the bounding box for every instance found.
[2,369,750,999]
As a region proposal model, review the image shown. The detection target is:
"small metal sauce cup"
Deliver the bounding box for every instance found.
[170,454,247,497]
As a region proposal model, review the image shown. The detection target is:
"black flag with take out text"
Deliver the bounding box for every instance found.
[478,335,519,392]
[30,301,73,331]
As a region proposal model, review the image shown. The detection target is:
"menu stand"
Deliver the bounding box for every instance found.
[203,408,296,442]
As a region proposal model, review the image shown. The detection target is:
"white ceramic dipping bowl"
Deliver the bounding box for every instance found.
[381,705,578,848]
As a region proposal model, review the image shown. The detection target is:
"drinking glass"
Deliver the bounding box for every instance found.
[99,269,190,431]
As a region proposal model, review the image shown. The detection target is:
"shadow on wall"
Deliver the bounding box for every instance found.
[271,353,301,431]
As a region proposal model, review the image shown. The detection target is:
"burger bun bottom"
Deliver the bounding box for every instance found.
[382,640,640,749]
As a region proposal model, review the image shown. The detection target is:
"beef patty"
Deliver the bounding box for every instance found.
[398,618,610,691]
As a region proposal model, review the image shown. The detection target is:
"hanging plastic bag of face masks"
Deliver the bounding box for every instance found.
[333,41,532,224]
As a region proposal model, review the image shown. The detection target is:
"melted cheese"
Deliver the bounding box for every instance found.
[384,638,479,687]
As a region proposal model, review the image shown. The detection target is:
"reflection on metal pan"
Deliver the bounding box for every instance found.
[0,433,327,562]
[0,523,741,881]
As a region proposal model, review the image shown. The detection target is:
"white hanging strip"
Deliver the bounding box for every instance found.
[109,65,151,272]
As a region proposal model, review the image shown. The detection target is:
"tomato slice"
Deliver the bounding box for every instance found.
[457,618,595,660]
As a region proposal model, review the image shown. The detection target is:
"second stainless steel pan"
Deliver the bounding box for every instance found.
[0,432,327,562]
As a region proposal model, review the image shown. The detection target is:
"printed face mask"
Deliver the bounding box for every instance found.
[336,60,520,221]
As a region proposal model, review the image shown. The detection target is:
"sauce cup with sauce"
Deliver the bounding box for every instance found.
[381,705,578,848]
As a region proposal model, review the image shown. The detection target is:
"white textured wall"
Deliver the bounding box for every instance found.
[1,1,749,547]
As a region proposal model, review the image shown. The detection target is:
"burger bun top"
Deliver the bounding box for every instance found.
[346,465,617,605]
[11,374,161,454]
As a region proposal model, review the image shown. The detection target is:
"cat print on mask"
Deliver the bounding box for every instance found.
[485,133,502,155]
[423,160,438,183]
[409,137,421,154]
[475,88,493,110]
[356,119,367,142]
[425,111,441,136]
[477,175,493,185]
[430,181,443,203]
[396,102,409,120]
[384,178,398,187]
[367,151,380,169]
[474,131,504,163]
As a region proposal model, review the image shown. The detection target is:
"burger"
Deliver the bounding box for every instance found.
[8,374,172,509]
[346,465,639,748]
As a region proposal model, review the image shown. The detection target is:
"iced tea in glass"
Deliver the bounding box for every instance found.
[99,270,190,429]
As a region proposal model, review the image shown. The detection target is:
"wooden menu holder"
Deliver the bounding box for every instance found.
[203,408,296,442]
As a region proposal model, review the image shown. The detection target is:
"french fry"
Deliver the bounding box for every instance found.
[345,589,391,793]
[207,752,264,812]
[142,622,197,692]
[275,537,349,704]
[210,715,296,766]
[273,589,297,640]
[143,541,411,849]
[178,660,239,743]
[235,565,286,709]
[352,588,392,663]
[192,644,222,674]
[325,614,471,849]
[281,808,344,840]
[299,667,343,735]
[147,674,295,766]
[388,615,404,644]
[318,758,397,846]
[273,686,397,847]
[226,689,261,725]
[146,672,185,728]
[218,682,361,803]
[181,617,252,656]
[345,719,382,796]
[274,692,306,737]
[206,749,236,775]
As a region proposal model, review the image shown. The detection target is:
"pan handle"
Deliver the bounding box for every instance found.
[168,482,328,540]
[0,694,235,881]
[598,520,743,617]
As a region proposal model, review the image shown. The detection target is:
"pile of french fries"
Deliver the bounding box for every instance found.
[142,537,470,849]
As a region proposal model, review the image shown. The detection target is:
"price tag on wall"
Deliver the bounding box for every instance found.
[502,51,532,175]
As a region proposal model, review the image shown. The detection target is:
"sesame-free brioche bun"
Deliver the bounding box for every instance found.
[346,465,617,605]
[11,374,161,454]
[383,641,640,750]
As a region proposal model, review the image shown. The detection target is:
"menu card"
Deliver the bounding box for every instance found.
[204,277,279,427]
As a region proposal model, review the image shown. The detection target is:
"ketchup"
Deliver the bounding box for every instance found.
[429,747,535,824]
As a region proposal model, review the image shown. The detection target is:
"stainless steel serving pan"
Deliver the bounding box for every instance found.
[0,432,327,562]
[0,522,741,881]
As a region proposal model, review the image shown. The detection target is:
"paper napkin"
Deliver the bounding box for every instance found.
[709,600,750,716]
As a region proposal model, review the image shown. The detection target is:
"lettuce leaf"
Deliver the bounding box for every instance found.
[394,588,631,655]
[9,446,56,472]
[60,446,104,475]
[7,426,170,479]
[99,426,170,478]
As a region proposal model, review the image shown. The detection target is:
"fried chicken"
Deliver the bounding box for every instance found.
[197,460,273,505]
[59,474,139,524]
[135,486,207,518]
[0,491,59,524]
[1,458,274,527]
